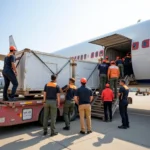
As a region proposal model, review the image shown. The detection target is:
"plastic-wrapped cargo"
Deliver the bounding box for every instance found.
[9,49,99,96]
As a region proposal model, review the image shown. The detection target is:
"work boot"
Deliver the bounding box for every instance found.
[3,97,8,101]
[118,125,127,129]
[43,131,47,136]
[51,132,58,137]
[63,126,70,130]
[8,97,17,101]
[87,131,92,134]
[80,131,85,135]
[104,120,108,122]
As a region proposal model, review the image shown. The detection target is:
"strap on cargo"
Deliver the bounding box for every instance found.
[16,52,25,68]
[56,60,70,76]
[87,64,99,81]
[31,51,55,75]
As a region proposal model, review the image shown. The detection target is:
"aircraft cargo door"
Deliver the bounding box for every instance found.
[89,34,132,61]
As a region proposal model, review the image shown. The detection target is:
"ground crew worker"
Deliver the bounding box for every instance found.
[75,78,93,134]
[105,56,110,67]
[61,78,77,130]
[124,53,131,76]
[128,53,133,75]
[98,60,108,92]
[108,61,120,99]
[116,56,124,78]
[118,80,129,129]
[101,83,114,122]
[43,75,60,136]
[2,46,18,101]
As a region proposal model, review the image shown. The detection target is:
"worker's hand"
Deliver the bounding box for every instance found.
[57,103,60,108]
[15,71,17,76]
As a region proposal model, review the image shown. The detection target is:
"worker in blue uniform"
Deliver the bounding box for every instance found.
[75,78,93,134]
[116,56,124,78]
[2,46,18,101]
[43,75,60,136]
[98,60,108,92]
[118,80,129,129]
[61,78,77,130]
[124,53,131,76]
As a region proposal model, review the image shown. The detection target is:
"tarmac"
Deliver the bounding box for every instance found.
[0,93,150,150]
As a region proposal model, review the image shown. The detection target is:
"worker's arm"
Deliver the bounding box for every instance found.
[43,85,47,103]
[74,96,79,105]
[60,88,63,93]
[74,88,79,104]
[118,87,123,100]
[90,90,93,103]
[57,86,61,107]
[11,55,17,75]
[61,85,69,93]
[57,93,60,107]
[43,92,46,103]
[90,96,93,103]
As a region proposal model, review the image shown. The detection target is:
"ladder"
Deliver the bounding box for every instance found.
[90,74,136,120]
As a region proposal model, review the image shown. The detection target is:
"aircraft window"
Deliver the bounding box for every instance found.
[77,56,80,60]
[81,55,83,60]
[95,51,98,57]
[132,42,139,50]
[91,52,94,58]
[142,39,150,48]
[74,56,76,59]
[84,54,86,59]
[99,50,104,56]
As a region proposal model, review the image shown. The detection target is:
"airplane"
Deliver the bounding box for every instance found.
[53,20,150,85]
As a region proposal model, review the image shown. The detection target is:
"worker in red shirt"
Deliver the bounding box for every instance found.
[101,83,114,122]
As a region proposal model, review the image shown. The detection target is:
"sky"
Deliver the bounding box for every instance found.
[0,0,150,57]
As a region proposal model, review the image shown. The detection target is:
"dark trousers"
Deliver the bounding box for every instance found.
[124,64,129,76]
[110,78,118,98]
[63,100,75,127]
[119,103,129,127]
[99,74,107,91]
[103,101,112,121]
[2,70,18,99]
[43,101,57,133]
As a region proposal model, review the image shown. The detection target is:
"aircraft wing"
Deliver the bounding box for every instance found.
[0,54,5,61]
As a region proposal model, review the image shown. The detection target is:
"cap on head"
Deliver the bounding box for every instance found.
[105,83,110,88]
[106,56,108,59]
[10,46,16,51]
[80,78,87,84]
[103,59,106,63]
[116,56,120,59]
[111,61,115,64]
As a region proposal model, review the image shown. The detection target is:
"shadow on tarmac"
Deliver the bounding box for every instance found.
[0,108,150,150]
